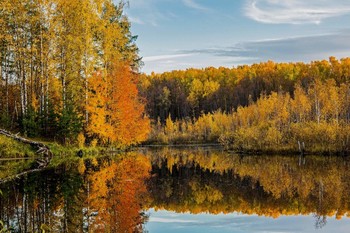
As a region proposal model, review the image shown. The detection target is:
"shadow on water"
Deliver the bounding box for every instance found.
[1,147,350,232]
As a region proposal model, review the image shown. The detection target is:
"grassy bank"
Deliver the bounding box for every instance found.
[0,133,128,164]
[0,135,36,158]
[0,134,98,159]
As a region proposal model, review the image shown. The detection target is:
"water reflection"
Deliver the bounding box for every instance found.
[144,147,350,222]
[1,148,350,232]
[0,158,35,180]
[0,154,150,233]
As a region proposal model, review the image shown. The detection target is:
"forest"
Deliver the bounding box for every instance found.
[2,1,350,232]
[0,0,149,147]
[2,1,350,154]
[141,58,350,153]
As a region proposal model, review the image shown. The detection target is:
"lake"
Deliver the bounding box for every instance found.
[1,146,350,232]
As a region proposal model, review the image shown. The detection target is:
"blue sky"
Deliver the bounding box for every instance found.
[124,0,350,74]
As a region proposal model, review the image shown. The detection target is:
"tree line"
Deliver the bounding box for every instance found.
[2,0,350,152]
[0,0,149,146]
[143,57,350,153]
[140,57,350,122]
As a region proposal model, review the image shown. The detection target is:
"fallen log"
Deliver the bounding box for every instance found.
[0,129,54,183]
[0,129,53,164]
[0,129,52,157]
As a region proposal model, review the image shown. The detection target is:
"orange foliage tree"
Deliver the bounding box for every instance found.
[86,61,150,146]
[107,62,150,145]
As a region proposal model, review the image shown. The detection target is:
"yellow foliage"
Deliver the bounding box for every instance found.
[146,59,350,154]
[90,139,98,148]
[77,133,85,148]
[77,159,86,175]
[90,157,98,167]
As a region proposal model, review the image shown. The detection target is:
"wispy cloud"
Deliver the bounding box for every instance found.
[183,30,350,61]
[182,0,210,12]
[150,217,200,223]
[142,30,350,74]
[141,52,253,74]
[126,0,175,26]
[143,54,194,62]
[244,0,350,24]
[128,16,145,25]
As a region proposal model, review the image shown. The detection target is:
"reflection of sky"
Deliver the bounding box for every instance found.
[145,209,350,233]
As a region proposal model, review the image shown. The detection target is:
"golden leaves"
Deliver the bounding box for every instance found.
[87,153,151,232]
[86,62,150,146]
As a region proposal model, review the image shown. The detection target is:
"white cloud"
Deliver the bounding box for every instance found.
[244,0,350,24]
[182,0,210,12]
[143,54,194,62]
[141,30,350,74]
[150,217,200,223]
[128,16,145,25]
[141,52,253,74]
[126,0,173,26]
[183,31,350,61]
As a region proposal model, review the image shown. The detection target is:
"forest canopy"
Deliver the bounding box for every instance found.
[140,57,350,153]
[139,57,350,122]
[0,0,149,146]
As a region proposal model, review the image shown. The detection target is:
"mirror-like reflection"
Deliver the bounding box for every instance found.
[0,158,35,181]
[145,147,350,222]
[1,147,350,232]
[0,154,150,233]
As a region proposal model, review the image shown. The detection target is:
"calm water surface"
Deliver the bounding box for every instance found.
[1,147,350,232]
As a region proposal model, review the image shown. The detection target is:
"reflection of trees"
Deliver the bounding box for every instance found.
[2,148,350,231]
[314,214,327,229]
[88,154,151,233]
[0,159,35,180]
[0,153,151,232]
[0,168,76,232]
[145,148,350,220]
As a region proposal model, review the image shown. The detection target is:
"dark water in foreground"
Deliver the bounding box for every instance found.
[1,147,350,232]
